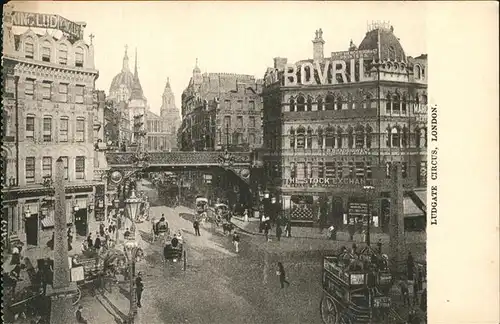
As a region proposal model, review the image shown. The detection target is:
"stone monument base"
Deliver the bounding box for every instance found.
[46,283,79,324]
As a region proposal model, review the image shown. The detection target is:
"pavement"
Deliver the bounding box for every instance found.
[12,179,424,324]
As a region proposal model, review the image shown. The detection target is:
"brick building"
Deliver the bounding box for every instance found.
[178,60,263,152]
[261,24,427,231]
[1,7,107,252]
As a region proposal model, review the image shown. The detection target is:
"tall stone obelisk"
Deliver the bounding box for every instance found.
[389,163,405,274]
[47,157,78,323]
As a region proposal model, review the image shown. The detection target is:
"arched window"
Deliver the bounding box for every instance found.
[306,97,313,111]
[75,47,84,67]
[325,94,335,110]
[59,43,68,65]
[306,127,313,148]
[365,125,373,148]
[422,95,428,105]
[336,96,343,110]
[325,126,335,148]
[385,93,391,114]
[393,94,401,114]
[24,37,34,59]
[289,98,296,112]
[401,95,407,114]
[317,97,323,111]
[337,127,343,148]
[347,126,354,148]
[296,126,306,149]
[297,96,305,112]
[364,94,372,109]
[355,125,365,148]
[290,162,296,178]
[391,127,400,148]
[289,128,295,148]
[402,126,409,147]
[386,126,392,147]
[42,41,51,62]
[317,127,324,149]
[414,65,421,79]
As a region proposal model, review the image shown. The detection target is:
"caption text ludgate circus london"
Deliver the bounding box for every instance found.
[430,105,438,226]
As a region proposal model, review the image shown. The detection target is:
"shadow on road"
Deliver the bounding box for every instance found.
[96,291,127,324]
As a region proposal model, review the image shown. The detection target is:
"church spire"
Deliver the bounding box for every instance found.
[166,77,170,88]
[122,44,129,72]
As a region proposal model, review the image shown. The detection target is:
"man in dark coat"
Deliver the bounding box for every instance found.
[407,252,415,280]
[135,272,144,308]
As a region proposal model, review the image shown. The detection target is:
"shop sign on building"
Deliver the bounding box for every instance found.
[283,49,378,86]
[348,202,368,217]
[11,11,84,40]
[414,104,427,123]
[330,49,378,60]
[323,148,369,156]
[283,177,366,187]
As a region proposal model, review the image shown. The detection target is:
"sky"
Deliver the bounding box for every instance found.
[10,1,427,115]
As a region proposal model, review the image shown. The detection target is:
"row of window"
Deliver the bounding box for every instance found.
[282,127,427,149]
[25,156,86,183]
[24,39,85,67]
[25,116,86,142]
[23,78,85,103]
[222,100,257,110]
[223,116,258,128]
[218,132,261,145]
[287,94,428,113]
[281,161,408,179]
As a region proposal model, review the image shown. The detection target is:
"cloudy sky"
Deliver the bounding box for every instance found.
[11,1,427,114]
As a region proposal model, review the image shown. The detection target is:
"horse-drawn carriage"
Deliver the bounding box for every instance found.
[152,218,170,243]
[70,252,107,305]
[320,247,402,324]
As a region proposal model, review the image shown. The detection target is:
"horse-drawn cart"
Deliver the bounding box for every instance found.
[70,253,106,305]
[320,248,401,324]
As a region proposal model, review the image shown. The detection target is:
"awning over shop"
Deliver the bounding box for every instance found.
[41,213,73,229]
[404,196,424,217]
[414,189,427,207]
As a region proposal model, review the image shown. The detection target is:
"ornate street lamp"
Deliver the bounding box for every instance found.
[125,189,141,237]
[363,185,375,246]
[123,239,141,324]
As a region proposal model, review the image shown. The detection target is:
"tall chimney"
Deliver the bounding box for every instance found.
[312,28,325,61]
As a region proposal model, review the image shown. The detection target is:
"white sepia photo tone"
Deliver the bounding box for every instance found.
[1,2,498,324]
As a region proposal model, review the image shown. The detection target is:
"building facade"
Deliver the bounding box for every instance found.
[104,100,132,148]
[261,24,427,231]
[178,61,263,152]
[2,7,107,252]
[145,78,180,151]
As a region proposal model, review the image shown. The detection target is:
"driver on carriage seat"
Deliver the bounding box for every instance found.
[171,234,179,248]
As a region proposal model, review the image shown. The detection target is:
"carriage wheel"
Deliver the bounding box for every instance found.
[71,287,82,306]
[320,295,338,324]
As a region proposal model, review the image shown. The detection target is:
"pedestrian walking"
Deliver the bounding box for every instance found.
[232,232,240,253]
[124,228,131,240]
[328,225,336,240]
[193,220,201,236]
[135,272,144,308]
[407,252,415,280]
[276,262,290,289]
[75,305,88,324]
[285,221,292,237]
[10,245,21,265]
[264,224,270,242]
[86,233,93,250]
[398,277,410,306]
[94,234,102,252]
[276,225,282,241]
[99,222,105,237]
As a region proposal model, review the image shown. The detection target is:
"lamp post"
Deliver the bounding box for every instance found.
[363,185,375,246]
[125,189,141,240]
[124,239,140,324]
